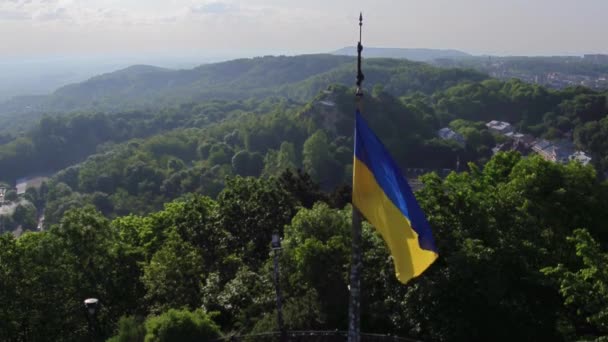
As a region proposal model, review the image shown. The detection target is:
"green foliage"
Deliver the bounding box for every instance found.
[281,203,351,329]
[107,316,146,342]
[302,130,332,183]
[1,152,608,341]
[142,230,205,313]
[232,150,264,177]
[4,190,17,202]
[0,54,485,121]
[262,142,297,177]
[401,153,608,341]
[0,234,21,339]
[3,54,608,342]
[543,229,608,339]
[0,207,144,341]
[216,176,297,267]
[12,202,37,230]
[143,309,220,342]
[0,98,283,184]
[108,309,220,342]
[9,58,608,225]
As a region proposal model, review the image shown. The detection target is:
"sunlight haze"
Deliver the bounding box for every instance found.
[2,0,607,57]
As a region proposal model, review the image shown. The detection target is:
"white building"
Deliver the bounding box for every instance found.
[569,151,592,166]
[15,179,28,195]
[486,120,514,135]
[437,127,465,145]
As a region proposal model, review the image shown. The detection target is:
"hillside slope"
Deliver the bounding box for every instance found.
[332,47,471,61]
[0,54,487,120]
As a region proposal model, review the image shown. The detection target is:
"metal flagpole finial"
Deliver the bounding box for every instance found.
[356,12,364,98]
[349,13,365,342]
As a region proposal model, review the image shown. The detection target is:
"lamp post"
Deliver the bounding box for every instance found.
[84,298,100,342]
[271,231,286,342]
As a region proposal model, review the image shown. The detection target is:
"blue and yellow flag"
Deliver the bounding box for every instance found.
[352,110,438,284]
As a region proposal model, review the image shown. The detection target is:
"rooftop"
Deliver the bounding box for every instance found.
[533,140,553,151]
[486,120,512,131]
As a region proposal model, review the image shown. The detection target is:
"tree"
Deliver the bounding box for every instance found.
[276,142,297,171]
[208,143,233,166]
[232,150,264,177]
[0,234,22,340]
[4,206,144,341]
[542,229,608,339]
[277,169,326,209]
[4,190,17,202]
[108,310,220,342]
[281,203,352,329]
[262,142,298,177]
[201,265,273,330]
[216,176,297,267]
[302,130,341,187]
[12,202,37,230]
[144,309,220,342]
[142,230,205,313]
[372,83,385,98]
[401,153,608,341]
[152,195,226,267]
[302,130,330,181]
[107,316,146,342]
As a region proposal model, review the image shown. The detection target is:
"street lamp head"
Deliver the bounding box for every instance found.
[271,231,282,250]
[84,298,99,316]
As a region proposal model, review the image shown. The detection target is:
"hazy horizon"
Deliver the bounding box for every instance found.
[2,0,608,59]
[3,0,608,100]
[0,45,604,102]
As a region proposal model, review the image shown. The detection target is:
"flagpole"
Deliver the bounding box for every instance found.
[348,12,364,342]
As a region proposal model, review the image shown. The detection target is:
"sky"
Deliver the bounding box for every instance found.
[1,0,608,59]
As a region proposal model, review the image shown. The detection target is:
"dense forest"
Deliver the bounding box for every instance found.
[2,154,608,341]
[434,56,608,76]
[1,54,608,341]
[0,55,486,130]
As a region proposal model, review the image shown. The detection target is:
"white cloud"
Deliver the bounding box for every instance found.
[0,0,249,23]
[4,0,607,57]
[189,1,238,15]
[31,5,70,21]
[0,0,313,28]
[0,0,169,24]
[0,0,74,21]
[0,9,30,20]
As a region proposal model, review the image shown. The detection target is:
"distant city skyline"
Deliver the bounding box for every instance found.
[2,0,608,59]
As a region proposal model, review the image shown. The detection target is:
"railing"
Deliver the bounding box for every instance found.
[213,331,420,341]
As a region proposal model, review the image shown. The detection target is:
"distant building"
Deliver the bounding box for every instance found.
[15,178,28,195]
[532,140,576,163]
[552,141,576,163]
[492,139,531,156]
[569,151,592,166]
[486,120,514,135]
[532,139,555,161]
[437,127,465,145]
[515,133,535,147]
[14,176,48,196]
[504,132,530,144]
[547,147,570,163]
[584,54,608,64]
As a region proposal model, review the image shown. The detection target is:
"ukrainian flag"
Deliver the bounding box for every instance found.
[352,110,438,284]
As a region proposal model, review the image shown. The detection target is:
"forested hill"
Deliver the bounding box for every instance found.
[0,54,487,121]
[332,47,471,61]
[3,54,608,341]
